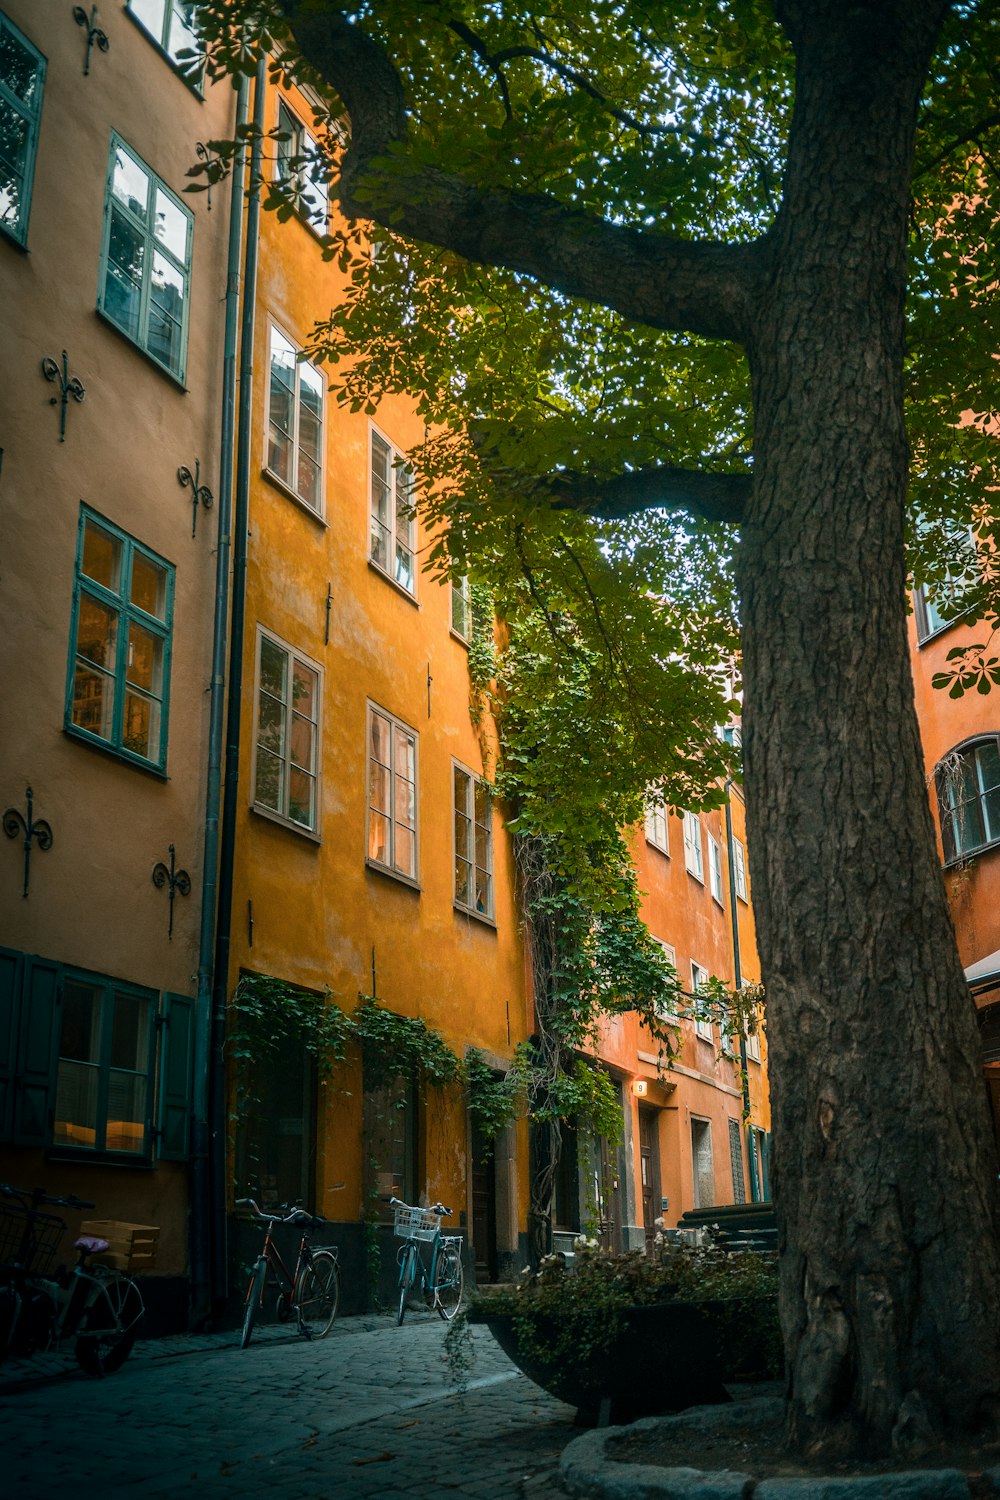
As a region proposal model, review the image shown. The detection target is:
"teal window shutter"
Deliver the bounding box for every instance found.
[14,956,59,1146]
[158,992,194,1159]
[0,947,25,1141]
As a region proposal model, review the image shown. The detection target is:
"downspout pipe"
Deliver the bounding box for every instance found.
[724,779,759,1202]
[209,52,267,1310]
[190,70,249,1327]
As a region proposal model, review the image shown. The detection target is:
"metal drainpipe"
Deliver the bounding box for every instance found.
[208,52,267,1311]
[724,780,759,1202]
[189,70,250,1327]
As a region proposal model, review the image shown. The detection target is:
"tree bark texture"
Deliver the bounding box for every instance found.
[739,1,1000,1455]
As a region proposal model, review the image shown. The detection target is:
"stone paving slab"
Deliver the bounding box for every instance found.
[0,1311,575,1499]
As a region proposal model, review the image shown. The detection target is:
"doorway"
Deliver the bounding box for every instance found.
[638,1105,661,1247]
[470,1115,498,1282]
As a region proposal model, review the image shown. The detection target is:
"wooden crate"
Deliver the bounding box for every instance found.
[80,1220,159,1273]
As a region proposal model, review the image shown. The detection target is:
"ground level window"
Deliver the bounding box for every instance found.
[234,1033,316,1207]
[364,1074,416,1219]
[936,737,1000,863]
[691,1117,714,1209]
[54,973,156,1155]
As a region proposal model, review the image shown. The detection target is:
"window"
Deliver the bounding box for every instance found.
[453,765,494,919]
[651,938,678,1020]
[683,811,704,881]
[276,98,329,228]
[691,1117,714,1209]
[370,430,416,594]
[0,950,194,1158]
[98,134,192,380]
[732,836,748,901]
[266,326,324,513]
[364,1074,416,1219]
[936,738,1000,863]
[740,978,761,1062]
[451,575,472,641]
[367,704,418,880]
[234,1028,315,1206]
[66,509,174,771]
[252,630,321,834]
[0,11,45,247]
[644,798,669,854]
[126,1,202,82]
[708,835,723,904]
[914,527,977,643]
[54,973,156,1156]
[691,962,713,1041]
[728,1118,747,1205]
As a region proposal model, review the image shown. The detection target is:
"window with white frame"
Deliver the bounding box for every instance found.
[683,811,704,881]
[936,737,1000,864]
[732,836,748,901]
[453,765,493,918]
[451,576,472,641]
[367,705,418,880]
[126,1,203,82]
[691,961,713,1041]
[644,797,669,854]
[266,326,324,513]
[98,134,192,380]
[370,430,416,595]
[652,938,678,1019]
[913,525,977,643]
[275,98,329,228]
[253,630,321,833]
[708,835,723,904]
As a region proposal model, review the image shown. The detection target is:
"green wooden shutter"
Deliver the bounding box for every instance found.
[14,957,60,1146]
[0,947,25,1141]
[158,993,195,1160]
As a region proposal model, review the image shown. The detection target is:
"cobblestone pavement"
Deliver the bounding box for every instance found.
[0,1311,575,1500]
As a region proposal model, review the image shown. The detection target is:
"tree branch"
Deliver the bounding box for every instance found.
[283,2,763,343]
[545,465,751,525]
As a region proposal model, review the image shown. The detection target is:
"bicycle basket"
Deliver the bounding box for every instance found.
[0,1201,65,1274]
[392,1205,441,1242]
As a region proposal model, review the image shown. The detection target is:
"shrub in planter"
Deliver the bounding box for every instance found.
[462,1228,781,1425]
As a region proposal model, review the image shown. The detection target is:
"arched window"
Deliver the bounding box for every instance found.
[936,737,1000,863]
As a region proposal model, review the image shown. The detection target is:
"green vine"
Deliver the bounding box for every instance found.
[228,973,352,1117]
[466,1045,530,1144]
[352,992,464,1092]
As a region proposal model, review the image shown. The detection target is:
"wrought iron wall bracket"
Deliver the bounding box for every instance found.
[73,5,109,76]
[3,787,53,898]
[41,352,85,441]
[152,845,192,939]
[177,460,214,538]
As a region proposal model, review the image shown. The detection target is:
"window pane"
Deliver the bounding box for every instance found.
[394,727,415,781]
[82,521,122,592]
[454,805,471,863]
[0,97,27,231]
[128,0,167,41]
[370,711,390,765]
[369,760,390,814]
[76,593,118,672]
[257,691,285,758]
[395,536,414,588]
[166,1,200,67]
[111,991,149,1069]
[105,210,145,339]
[73,662,116,740]
[368,809,389,864]
[112,146,150,219]
[475,868,492,916]
[0,23,41,104]
[255,746,282,813]
[290,713,314,773]
[130,552,167,618]
[475,822,490,872]
[54,1063,99,1148]
[370,518,390,570]
[259,637,288,701]
[371,434,391,525]
[297,451,321,508]
[394,823,415,877]
[61,981,101,1061]
[149,250,185,372]
[153,186,187,261]
[122,687,160,758]
[455,855,472,907]
[288,767,315,828]
[106,1072,147,1152]
[394,775,415,830]
[127,621,163,695]
[292,659,317,718]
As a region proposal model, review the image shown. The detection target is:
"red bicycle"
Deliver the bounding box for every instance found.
[237,1200,340,1349]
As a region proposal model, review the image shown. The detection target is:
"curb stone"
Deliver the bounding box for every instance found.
[559,1399,997,1500]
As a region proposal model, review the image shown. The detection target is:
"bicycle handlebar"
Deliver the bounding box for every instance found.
[389,1196,453,1218]
[0,1182,96,1211]
[236,1198,325,1226]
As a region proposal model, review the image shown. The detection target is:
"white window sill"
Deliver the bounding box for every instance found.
[368,557,420,606]
[250,801,322,845]
[454,903,497,931]
[366,857,422,893]
[261,466,328,526]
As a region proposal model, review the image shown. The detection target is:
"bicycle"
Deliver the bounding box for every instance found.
[0,1182,144,1375]
[237,1199,340,1349]
[390,1197,464,1325]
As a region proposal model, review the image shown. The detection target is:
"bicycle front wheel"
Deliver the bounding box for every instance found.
[396,1244,415,1326]
[433,1244,464,1322]
[241,1258,266,1350]
[75,1273,144,1375]
[296,1250,340,1338]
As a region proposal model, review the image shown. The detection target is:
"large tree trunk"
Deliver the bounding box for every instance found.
[738,1,1000,1455]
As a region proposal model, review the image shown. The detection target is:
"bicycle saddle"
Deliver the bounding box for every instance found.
[75,1235,109,1255]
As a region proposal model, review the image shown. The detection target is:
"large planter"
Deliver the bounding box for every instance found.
[470,1295,780,1425]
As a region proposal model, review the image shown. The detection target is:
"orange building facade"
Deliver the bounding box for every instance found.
[0,12,771,1331]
